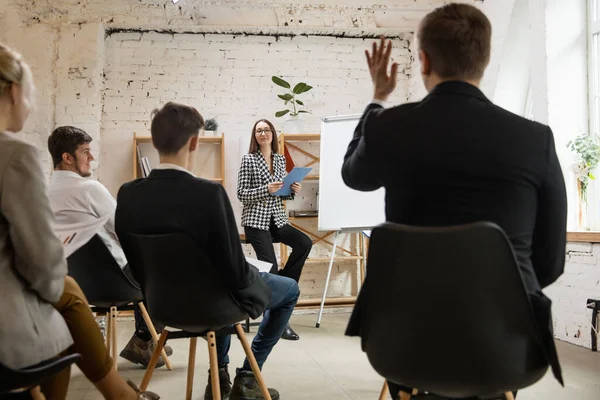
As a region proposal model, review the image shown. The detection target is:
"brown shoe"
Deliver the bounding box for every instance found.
[120,335,165,368]
[127,380,160,399]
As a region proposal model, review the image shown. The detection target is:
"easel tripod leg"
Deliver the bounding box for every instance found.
[317,230,339,328]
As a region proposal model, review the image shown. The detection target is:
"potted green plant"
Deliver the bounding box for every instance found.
[568,133,600,230]
[204,118,219,136]
[272,76,313,133]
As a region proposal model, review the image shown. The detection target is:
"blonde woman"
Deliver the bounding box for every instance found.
[0,44,158,399]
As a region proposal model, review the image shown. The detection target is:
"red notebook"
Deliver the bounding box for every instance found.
[284,146,295,173]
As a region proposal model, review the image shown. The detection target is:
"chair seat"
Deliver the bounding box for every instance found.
[0,354,81,392]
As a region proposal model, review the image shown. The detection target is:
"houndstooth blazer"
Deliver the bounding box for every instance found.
[237,151,294,230]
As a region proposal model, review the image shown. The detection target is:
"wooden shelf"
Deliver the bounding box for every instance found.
[134,135,223,144]
[567,231,600,243]
[282,133,321,141]
[305,256,362,263]
[305,175,320,180]
[296,296,357,308]
[133,133,225,184]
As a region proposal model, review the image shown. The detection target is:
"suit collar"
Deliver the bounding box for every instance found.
[427,81,489,102]
[147,169,194,179]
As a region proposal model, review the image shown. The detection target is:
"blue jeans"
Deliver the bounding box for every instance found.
[216,272,300,370]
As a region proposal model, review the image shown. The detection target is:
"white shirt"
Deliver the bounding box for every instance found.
[48,170,128,268]
[154,163,195,176]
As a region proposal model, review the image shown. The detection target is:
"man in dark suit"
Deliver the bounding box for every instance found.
[343,3,567,399]
[115,102,298,400]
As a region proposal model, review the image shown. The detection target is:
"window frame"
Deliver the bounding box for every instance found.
[588,0,600,230]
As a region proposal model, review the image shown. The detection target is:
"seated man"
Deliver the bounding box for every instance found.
[343,4,566,400]
[114,102,299,400]
[47,126,173,368]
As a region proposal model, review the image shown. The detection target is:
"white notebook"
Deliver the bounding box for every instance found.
[245,257,273,273]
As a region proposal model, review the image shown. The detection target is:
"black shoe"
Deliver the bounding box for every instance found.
[204,366,232,399]
[230,369,279,400]
[281,323,299,341]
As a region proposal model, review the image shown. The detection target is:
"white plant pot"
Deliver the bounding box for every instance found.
[204,130,216,136]
[283,116,306,134]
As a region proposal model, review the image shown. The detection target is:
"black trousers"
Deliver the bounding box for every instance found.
[387,381,517,400]
[244,218,312,282]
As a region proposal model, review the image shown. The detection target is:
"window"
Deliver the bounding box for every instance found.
[588,0,600,230]
[590,0,600,136]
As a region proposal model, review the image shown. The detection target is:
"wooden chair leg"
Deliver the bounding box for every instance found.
[105,311,112,353]
[399,391,412,400]
[138,302,173,371]
[505,392,515,400]
[234,323,271,400]
[110,306,118,370]
[30,385,46,400]
[378,381,389,400]
[140,329,169,391]
[187,337,198,400]
[207,332,221,400]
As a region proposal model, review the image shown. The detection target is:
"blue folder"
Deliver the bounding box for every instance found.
[274,167,312,196]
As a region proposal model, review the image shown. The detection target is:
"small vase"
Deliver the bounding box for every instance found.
[283,116,306,134]
[577,180,589,230]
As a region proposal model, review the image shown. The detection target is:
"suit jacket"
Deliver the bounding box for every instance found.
[343,81,567,384]
[115,168,270,319]
[237,152,294,231]
[0,133,72,369]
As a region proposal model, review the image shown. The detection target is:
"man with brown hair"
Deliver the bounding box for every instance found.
[344,3,566,399]
[115,102,299,400]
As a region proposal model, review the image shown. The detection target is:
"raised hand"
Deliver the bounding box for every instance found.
[366,36,399,102]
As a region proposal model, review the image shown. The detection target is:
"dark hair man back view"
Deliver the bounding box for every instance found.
[343,3,567,399]
[114,102,299,400]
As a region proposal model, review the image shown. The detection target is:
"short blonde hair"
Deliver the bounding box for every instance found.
[0,44,26,97]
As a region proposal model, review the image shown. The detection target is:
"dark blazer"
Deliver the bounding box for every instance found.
[343,81,567,384]
[237,152,294,231]
[115,168,270,319]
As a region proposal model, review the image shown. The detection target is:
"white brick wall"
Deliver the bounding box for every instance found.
[545,242,600,349]
[100,31,411,199]
[100,31,409,299]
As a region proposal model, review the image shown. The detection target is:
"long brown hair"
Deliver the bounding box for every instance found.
[248,119,279,154]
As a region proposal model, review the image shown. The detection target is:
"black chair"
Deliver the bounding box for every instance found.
[363,222,548,400]
[128,232,272,400]
[67,234,171,370]
[0,354,81,398]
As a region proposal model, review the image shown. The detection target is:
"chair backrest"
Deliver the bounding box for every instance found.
[67,235,142,308]
[127,232,248,332]
[0,354,81,392]
[364,222,548,398]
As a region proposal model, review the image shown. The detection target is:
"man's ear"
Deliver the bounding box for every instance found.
[61,152,73,165]
[189,135,199,152]
[419,50,431,76]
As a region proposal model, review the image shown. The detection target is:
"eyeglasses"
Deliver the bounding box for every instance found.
[256,128,272,135]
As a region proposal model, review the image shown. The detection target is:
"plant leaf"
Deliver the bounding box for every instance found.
[275,110,290,117]
[297,110,311,114]
[295,100,304,105]
[278,94,293,101]
[293,83,306,94]
[272,76,291,89]
[296,84,313,94]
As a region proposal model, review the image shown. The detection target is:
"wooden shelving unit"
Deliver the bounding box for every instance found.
[132,133,225,183]
[279,133,365,307]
